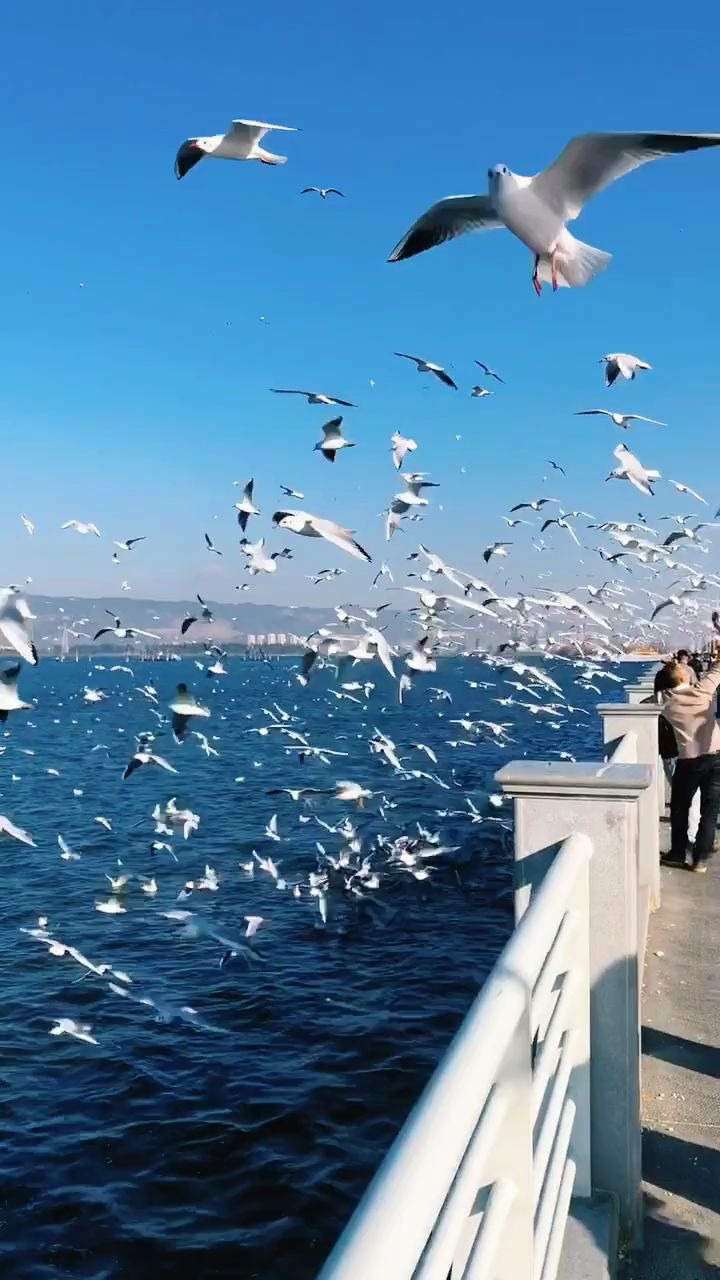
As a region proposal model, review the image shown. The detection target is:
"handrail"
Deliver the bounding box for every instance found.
[317,834,593,1280]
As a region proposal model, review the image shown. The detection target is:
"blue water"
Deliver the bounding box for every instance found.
[1,655,611,1279]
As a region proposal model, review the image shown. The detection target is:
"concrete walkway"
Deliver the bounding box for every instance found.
[622,832,720,1278]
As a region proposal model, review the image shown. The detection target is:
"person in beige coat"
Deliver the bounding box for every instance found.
[657,651,720,872]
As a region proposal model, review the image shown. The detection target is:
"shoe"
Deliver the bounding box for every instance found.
[691,862,708,874]
[662,855,689,868]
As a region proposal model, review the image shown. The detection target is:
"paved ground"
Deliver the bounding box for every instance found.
[621,826,720,1279]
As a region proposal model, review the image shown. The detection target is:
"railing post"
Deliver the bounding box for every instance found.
[598,703,661,914]
[624,677,656,706]
[495,760,651,1247]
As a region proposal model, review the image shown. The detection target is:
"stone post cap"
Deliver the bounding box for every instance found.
[495,760,652,798]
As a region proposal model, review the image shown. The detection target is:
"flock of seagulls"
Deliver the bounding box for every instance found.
[7,114,720,1066]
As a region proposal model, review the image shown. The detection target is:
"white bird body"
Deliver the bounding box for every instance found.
[314,417,355,462]
[388,132,720,291]
[576,408,664,428]
[607,444,660,496]
[50,1018,98,1046]
[62,520,100,536]
[390,433,417,469]
[602,354,652,386]
[272,510,371,562]
[175,119,298,178]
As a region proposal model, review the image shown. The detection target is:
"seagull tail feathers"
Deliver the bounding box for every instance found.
[538,230,612,289]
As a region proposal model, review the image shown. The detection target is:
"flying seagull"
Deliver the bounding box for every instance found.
[204,532,222,556]
[394,353,457,389]
[301,187,344,198]
[20,515,34,535]
[576,409,665,428]
[388,132,720,291]
[606,444,660,496]
[471,386,492,398]
[280,485,305,499]
[391,432,417,469]
[483,542,512,563]
[62,520,100,536]
[0,592,37,665]
[93,612,161,642]
[272,510,371,562]
[169,683,211,741]
[668,480,707,504]
[175,119,297,179]
[601,354,652,386]
[123,749,178,781]
[475,360,505,383]
[510,497,558,513]
[547,460,566,475]
[113,537,146,552]
[270,388,356,407]
[234,479,260,532]
[314,417,355,463]
[0,664,31,721]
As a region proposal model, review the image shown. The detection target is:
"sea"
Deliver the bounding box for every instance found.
[0,654,617,1279]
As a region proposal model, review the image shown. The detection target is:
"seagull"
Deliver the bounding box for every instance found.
[541,516,580,545]
[475,360,504,383]
[387,132,720,292]
[169,683,211,741]
[280,485,305,499]
[239,537,293,574]
[61,520,100,536]
[0,664,31,721]
[391,432,417,470]
[575,409,665,428]
[113,537,146,552]
[20,515,34,535]
[392,473,440,513]
[668,480,707,505]
[175,119,297,179]
[123,749,178,781]
[510,497,558,513]
[301,186,344,198]
[547,460,566,476]
[314,417,355,462]
[270,389,356,407]
[394,353,457,389]
[470,386,492,398]
[0,813,35,845]
[272,510,371,562]
[93,612,161,642]
[49,1018,97,1046]
[663,522,719,547]
[606,444,660,496]
[0,592,37,665]
[204,533,222,555]
[651,592,701,621]
[601,354,652,386]
[483,542,512,563]
[234,479,260,532]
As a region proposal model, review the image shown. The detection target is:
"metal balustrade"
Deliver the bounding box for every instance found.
[319,684,660,1279]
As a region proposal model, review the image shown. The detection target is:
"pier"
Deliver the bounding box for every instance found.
[318,672,720,1280]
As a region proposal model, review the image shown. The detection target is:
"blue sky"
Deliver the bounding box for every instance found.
[2,0,720,605]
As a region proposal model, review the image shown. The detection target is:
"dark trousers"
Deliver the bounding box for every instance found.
[671,754,720,863]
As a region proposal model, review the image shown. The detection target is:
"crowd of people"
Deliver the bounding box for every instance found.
[654,632,720,873]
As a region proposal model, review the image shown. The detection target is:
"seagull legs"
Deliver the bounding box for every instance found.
[551,250,559,292]
[532,252,560,294]
[532,256,542,296]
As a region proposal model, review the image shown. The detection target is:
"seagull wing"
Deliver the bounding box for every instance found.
[532,132,720,221]
[632,415,666,426]
[651,599,672,621]
[231,118,297,136]
[175,139,204,180]
[0,617,37,665]
[432,368,458,389]
[388,195,502,262]
[309,516,372,563]
[575,410,610,418]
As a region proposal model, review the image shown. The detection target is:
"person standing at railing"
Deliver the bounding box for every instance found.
[656,636,720,873]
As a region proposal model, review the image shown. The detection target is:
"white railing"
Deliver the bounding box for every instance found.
[319,688,661,1279]
[318,834,592,1280]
